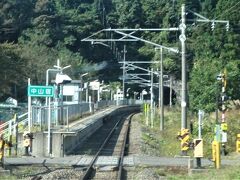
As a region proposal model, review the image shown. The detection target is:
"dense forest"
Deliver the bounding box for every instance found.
[0,0,239,113]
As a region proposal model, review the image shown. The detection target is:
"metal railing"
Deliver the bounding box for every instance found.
[0,99,143,138]
[0,112,28,139]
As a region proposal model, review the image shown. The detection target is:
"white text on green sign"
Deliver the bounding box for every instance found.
[28,86,54,97]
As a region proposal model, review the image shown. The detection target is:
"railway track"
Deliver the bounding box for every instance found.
[18,109,139,180]
[79,112,135,180]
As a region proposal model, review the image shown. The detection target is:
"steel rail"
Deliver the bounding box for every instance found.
[81,114,125,180]
[117,113,134,180]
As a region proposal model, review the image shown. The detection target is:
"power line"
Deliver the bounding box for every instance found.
[215,1,240,20]
[187,1,240,31]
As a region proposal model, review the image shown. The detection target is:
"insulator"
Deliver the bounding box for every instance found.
[211,21,215,31]
[226,22,229,31]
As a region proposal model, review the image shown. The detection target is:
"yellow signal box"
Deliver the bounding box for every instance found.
[221,122,228,131]
[194,139,203,158]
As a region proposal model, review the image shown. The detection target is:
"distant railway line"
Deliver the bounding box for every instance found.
[28,110,136,180]
[78,112,134,179]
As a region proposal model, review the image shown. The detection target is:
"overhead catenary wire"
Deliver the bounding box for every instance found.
[186,1,240,31]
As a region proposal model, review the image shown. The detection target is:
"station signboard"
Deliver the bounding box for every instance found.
[28,85,54,97]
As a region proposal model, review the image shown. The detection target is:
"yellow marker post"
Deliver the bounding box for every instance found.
[144,103,147,117]
[177,128,190,155]
[0,135,5,164]
[23,131,33,156]
[5,135,12,157]
[236,134,240,153]
[146,104,149,126]
[212,140,220,169]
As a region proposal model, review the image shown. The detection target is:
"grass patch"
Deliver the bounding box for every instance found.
[140,106,182,156]
[139,106,240,157]
[137,105,240,178]
[167,166,240,179]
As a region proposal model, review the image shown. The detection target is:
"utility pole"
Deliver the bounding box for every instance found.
[160,47,164,131]
[169,75,173,107]
[180,4,187,129]
[122,45,127,99]
[150,68,154,128]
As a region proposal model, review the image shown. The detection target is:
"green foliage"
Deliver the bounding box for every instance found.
[167,166,240,179]
[140,107,181,156]
[0,43,27,100]
[108,81,121,93]
[0,0,239,110]
[189,58,221,112]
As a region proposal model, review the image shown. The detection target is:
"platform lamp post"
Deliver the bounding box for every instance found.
[79,73,89,104]
[46,69,61,106]
[46,59,71,156]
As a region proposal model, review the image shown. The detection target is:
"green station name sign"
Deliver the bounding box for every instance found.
[28,85,54,97]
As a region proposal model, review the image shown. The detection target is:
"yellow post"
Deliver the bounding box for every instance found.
[236,134,240,152]
[212,140,221,169]
[177,128,190,155]
[0,134,5,164]
[5,135,12,157]
[146,104,149,126]
[144,103,146,117]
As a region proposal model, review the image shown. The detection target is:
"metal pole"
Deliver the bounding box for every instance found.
[180,4,187,129]
[98,87,100,101]
[158,68,161,116]
[86,85,88,102]
[197,109,203,168]
[28,78,31,132]
[122,45,126,99]
[47,97,51,155]
[46,71,49,106]
[160,47,164,131]
[198,110,203,139]
[150,68,154,128]
[46,69,60,106]
[89,96,92,113]
[80,75,82,104]
[60,84,63,125]
[170,75,173,107]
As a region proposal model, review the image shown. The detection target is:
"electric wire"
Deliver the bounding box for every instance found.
[186,1,240,31]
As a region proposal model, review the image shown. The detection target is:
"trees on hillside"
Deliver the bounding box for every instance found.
[0,0,239,112]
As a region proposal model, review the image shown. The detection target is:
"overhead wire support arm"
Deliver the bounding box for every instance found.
[187,9,229,31]
[195,19,229,24]
[126,64,159,75]
[81,29,137,42]
[81,28,179,53]
[83,39,138,42]
[81,29,105,41]
[188,10,209,20]
[113,30,179,53]
[119,30,137,41]
[118,61,160,64]
[188,9,229,23]
[105,28,179,31]
[127,75,150,83]
[127,73,150,76]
